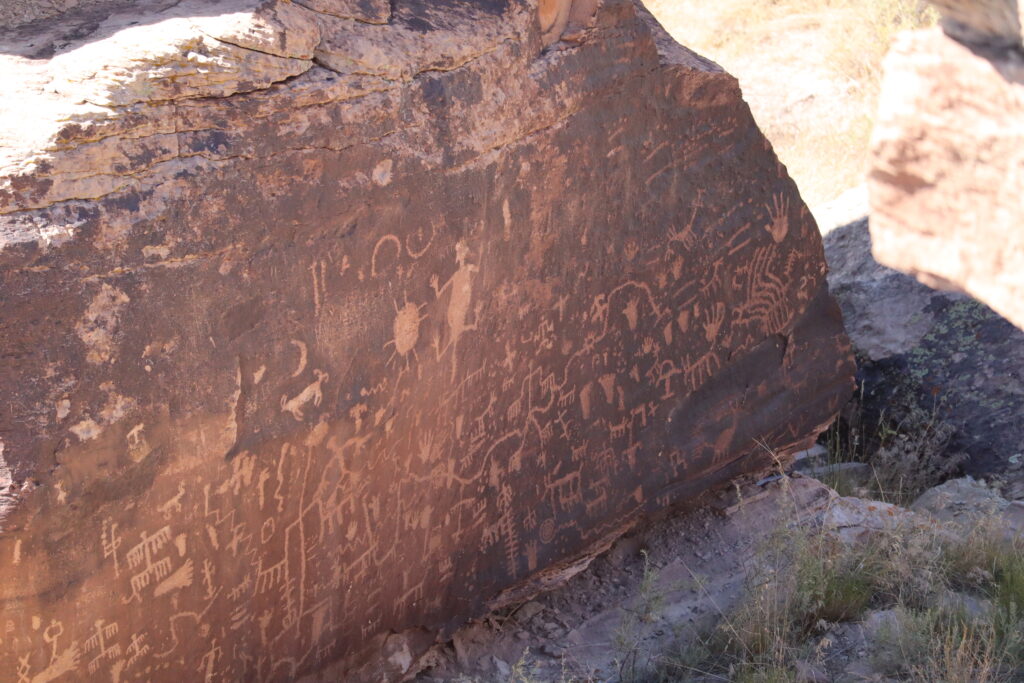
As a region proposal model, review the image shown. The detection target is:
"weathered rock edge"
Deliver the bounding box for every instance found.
[0,0,854,679]
[869,27,1024,331]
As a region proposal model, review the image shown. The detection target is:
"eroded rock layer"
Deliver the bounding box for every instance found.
[0,0,854,679]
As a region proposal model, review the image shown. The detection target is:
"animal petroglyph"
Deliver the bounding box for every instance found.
[281,370,328,421]
[0,1,854,680]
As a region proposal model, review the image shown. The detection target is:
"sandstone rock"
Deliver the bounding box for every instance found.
[0,0,853,679]
[869,26,1024,331]
[911,476,1024,540]
[820,495,916,545]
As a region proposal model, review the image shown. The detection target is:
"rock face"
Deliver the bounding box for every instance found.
[0,0,854,679]
[824,216,1024,482]
[868,25,1024,331]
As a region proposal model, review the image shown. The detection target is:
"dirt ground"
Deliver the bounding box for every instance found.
[412,473,873,681]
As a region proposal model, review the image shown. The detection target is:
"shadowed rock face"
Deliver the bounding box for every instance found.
[0,0,853,679]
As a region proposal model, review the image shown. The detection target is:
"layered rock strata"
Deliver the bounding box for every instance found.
[0,0,854,679]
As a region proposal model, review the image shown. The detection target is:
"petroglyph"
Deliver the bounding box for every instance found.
[766,193,791,244]
[75,284,130,365]
[0,1,853,680]
[83,620,119,674]
[281,370,328,421]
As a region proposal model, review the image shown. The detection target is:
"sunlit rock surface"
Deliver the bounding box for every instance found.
[869,26,1024,331]
[0,0,853,678]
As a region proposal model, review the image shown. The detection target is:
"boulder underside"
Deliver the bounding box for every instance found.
[0,0,853,679]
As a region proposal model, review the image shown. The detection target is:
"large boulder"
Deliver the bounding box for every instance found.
[868,25,1024,331]
[0,0,854,679]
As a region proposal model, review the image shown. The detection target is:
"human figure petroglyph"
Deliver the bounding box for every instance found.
[197,639,221,683]
[41,620,63,667]
[200,559,216,600]
[430,241,479,379]
[281,369,328,421]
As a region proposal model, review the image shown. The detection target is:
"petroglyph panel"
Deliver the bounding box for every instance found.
[0,0,854,679]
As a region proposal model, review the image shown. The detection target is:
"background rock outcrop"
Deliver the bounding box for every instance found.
[0,0,853,679]
[869,22,1024,330]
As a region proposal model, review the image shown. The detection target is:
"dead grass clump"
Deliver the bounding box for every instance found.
[655,511,1024,682]
[823,377,966,505]
[828,0,939,94]
[868,401,967,504]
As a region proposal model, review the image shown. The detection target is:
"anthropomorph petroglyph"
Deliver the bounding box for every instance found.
[0,1,854,679]
[431,241,479,379]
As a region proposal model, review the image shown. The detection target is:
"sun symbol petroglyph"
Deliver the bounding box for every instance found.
[385,297,427,372]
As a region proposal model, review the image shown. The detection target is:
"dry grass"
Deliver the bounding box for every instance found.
[645,0,938,205]
[650,505,1024,682]
[821,373,966,505]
